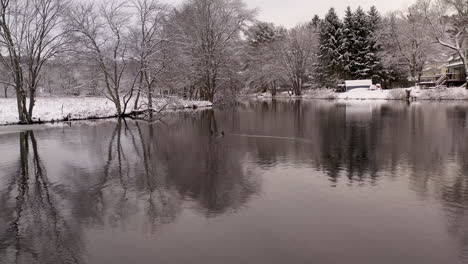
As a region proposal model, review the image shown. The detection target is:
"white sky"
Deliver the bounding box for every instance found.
[165,0,414,28]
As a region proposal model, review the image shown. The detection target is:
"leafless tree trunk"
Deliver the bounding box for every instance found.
[386,1,435,82]
[130,0,169,117]
[0,0,69,123]
[278,24,317,96]
[66,1,133,116]
[170,0,254,102]
[244,22,287,96]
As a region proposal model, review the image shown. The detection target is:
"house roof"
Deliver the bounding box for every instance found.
[345,80,372,87]
[447,61,464,68]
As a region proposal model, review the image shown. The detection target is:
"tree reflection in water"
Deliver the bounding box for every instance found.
[1,101,468,263]
[145,110,260,216]
[0,111,261,263]
[0,131,82,264]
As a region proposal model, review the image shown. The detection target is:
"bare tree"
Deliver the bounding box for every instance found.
[277,23,318,96]
[170,0,255,102]
[244,21,287,96]
[66,0,133,116]
[130,0,169,115]
[387,1,436,82]
[0,0,70,123]
[424,0,468,80]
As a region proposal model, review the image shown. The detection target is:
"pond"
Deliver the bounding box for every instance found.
[1,99,468,264]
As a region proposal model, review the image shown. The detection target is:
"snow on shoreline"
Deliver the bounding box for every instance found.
[335,88,406,100]
[0,96,212,125]
[256,87,468,101]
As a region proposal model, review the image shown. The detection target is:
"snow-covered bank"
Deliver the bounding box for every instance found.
[0,97,212,125]
[410,87,468,100]
[256,88,407,100]
[256,87,468,101]
[335,88,407,100]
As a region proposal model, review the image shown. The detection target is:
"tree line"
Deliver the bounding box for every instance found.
[245,0,467,91]
[0,0,466,123]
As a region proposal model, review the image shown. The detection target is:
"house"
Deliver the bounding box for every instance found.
[419,61,447,87]
[445,39,468,86]
[418,55,467,88]
[445,55,467,87]
[419,40,468,88]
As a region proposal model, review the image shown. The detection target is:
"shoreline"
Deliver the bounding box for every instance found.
[253,95,468,101]
[0,97,213,127]
[250,87,468,101]
[0,105,213,127]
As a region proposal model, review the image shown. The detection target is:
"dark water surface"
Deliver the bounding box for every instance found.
[1,99,468,264]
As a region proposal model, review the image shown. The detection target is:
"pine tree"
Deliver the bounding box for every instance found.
[366,6,384,82]
[311,14,321,29]
[340,6,384,81]
[316,6,385,85]
[247,22,281,46]
[351,7,371,79]
[316,8,343,87]
[341,6,355,79]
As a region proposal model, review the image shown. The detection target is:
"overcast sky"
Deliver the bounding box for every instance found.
[166,0,414,28]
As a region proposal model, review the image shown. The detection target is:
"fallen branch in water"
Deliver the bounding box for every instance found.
[125,102,169,120]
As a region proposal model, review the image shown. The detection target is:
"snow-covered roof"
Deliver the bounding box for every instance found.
[446,61,464,68]
[345,80,372,87]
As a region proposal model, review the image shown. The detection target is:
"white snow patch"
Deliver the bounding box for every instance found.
[253,86,468,101]
[336,88,401,100]
[0,96,212,125]
[410,87,468,100]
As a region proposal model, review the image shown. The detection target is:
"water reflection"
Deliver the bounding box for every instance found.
[1,101,468,263]
[223,100,468,262]
[0,131,82,263]
[0,112,261,263]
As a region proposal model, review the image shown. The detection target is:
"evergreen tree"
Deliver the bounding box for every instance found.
[340,6,355,79]
[316,8,343,87]
[341,6,384,82]
[247,22,282,46]
[316,6,385,85]
[311,14,321,29]
[351,7,371,79]
[366,6,384,82]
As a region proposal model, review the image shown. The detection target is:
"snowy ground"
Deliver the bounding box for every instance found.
[410,87,468,100]
[256,86,468,101]
[335,88,407,100]
[256,88,406,100]
[0,96,212,125]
